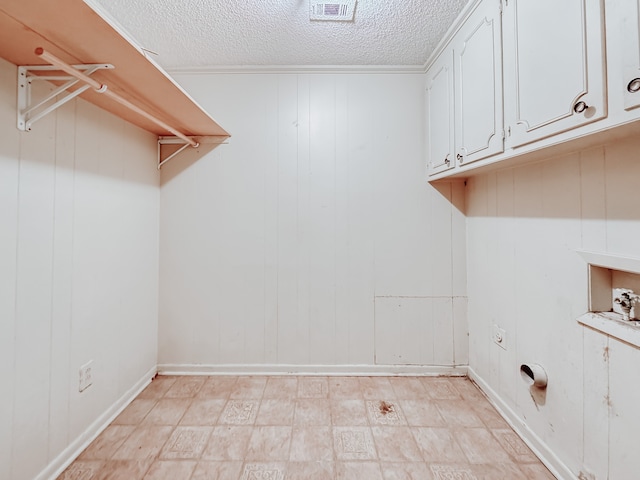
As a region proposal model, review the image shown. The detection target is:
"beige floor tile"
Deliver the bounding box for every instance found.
[294,399,331,426]
[218,400,259,425]
[518,463,557,479]
[141,398,192,426]
[191,461,244,480]
[371,427,423,462]
[111,426,173,460]
[159,426,212,460]
[58,460,104,479]
[94,460,153,480]
[180,399,227,426]
[420,378,462,400]
[333,426,377,460]
[470,401,509,429]
[330,399,368,426]
[255,399,295,425]
[359,377,396,400]
[336,461,383,480]
[245,426,292,461]
[398,400,446,427]
[411,428,466,463]
[429,464,476,480]
[453,428,511,464]
[328,377,361,398]
[201,426,253,461]
[263,377,298,399]
[197,377,238,399]
[298,377,329,398]
[470,462,529,480]
[240,462,286,480]
[285,461,334,479]
[388,378,429,399]
[164,377,206,398]
[289,426,333,462]
[435,399,484,428]
[449,378,486,401]
[142,460,196,480]
[380,462,434,480]
[492,428,540,463]
[137,377,177,400]
[79,425,136,460]
[112,399,157,425]
[366,400,407,426]
[63,375,555,480]
[229,376,267,399]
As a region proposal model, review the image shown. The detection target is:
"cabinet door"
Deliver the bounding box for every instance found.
[426,50,455,176]
[453,0,504,166]
[502,0,606,148]
[622,0,640,110]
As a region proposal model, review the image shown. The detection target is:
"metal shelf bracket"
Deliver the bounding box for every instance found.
[17,63,114,131]
[157,135,229,170]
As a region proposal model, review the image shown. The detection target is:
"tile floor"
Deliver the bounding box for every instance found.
[59,375,556,480]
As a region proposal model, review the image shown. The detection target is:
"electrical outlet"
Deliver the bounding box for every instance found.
[79,360,93,392]
[493,324,507,350]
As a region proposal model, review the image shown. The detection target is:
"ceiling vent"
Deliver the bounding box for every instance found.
[310,1,357,21]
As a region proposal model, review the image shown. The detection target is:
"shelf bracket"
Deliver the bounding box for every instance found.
[157,135,229,170]
[17,63,114,131]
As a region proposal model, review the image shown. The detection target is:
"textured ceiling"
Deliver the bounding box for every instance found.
[91,0,469,69]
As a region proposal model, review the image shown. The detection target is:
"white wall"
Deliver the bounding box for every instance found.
[466,138,640,479]
[0,58,160,480]
[160,71,467,370]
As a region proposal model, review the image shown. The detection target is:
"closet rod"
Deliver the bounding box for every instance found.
[35,48,198,147]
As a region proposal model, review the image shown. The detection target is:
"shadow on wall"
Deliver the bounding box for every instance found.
[431,181,466,217]
[464,138,640,221]
[159,143,222,186]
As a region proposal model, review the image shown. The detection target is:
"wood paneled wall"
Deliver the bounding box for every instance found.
[0,58,159,480]
[161,72,467,369]
[466,138,640,479]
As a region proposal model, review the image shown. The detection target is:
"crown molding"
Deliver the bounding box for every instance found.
[167,64,427,75]
[422,0,484,71]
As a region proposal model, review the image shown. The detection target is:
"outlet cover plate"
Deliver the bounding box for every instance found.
[79,360,93,392]
[493,324,507,350]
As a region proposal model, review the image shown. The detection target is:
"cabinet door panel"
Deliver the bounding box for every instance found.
[622,0,640,110]
[455,0,503,166]
[426,51,455,175]
[503,0,606,147]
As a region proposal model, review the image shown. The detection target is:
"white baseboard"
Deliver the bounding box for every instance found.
[467,367,575,480]
[157,363,468,377]
[37,365,158,480]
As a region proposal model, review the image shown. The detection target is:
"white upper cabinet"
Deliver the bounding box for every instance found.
[453,0,504,166]
[425,0,640,180]
[502,0,606,148]
[426,50,455,175]
[620,0,640,111]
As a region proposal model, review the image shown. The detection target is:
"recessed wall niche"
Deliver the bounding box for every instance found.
[577,250,640,348]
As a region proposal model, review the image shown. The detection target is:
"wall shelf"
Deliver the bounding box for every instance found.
[0,0,230,163]
[577,250,640,348]
[577,312,640,348]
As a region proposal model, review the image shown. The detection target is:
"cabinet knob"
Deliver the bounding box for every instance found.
[457,153,463,164]
[573,101,588,114]
[444,155,450,166]
[628,78,640,93]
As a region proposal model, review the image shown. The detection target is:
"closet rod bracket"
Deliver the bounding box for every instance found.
[157,135,229,170]
[17,63,114,131]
